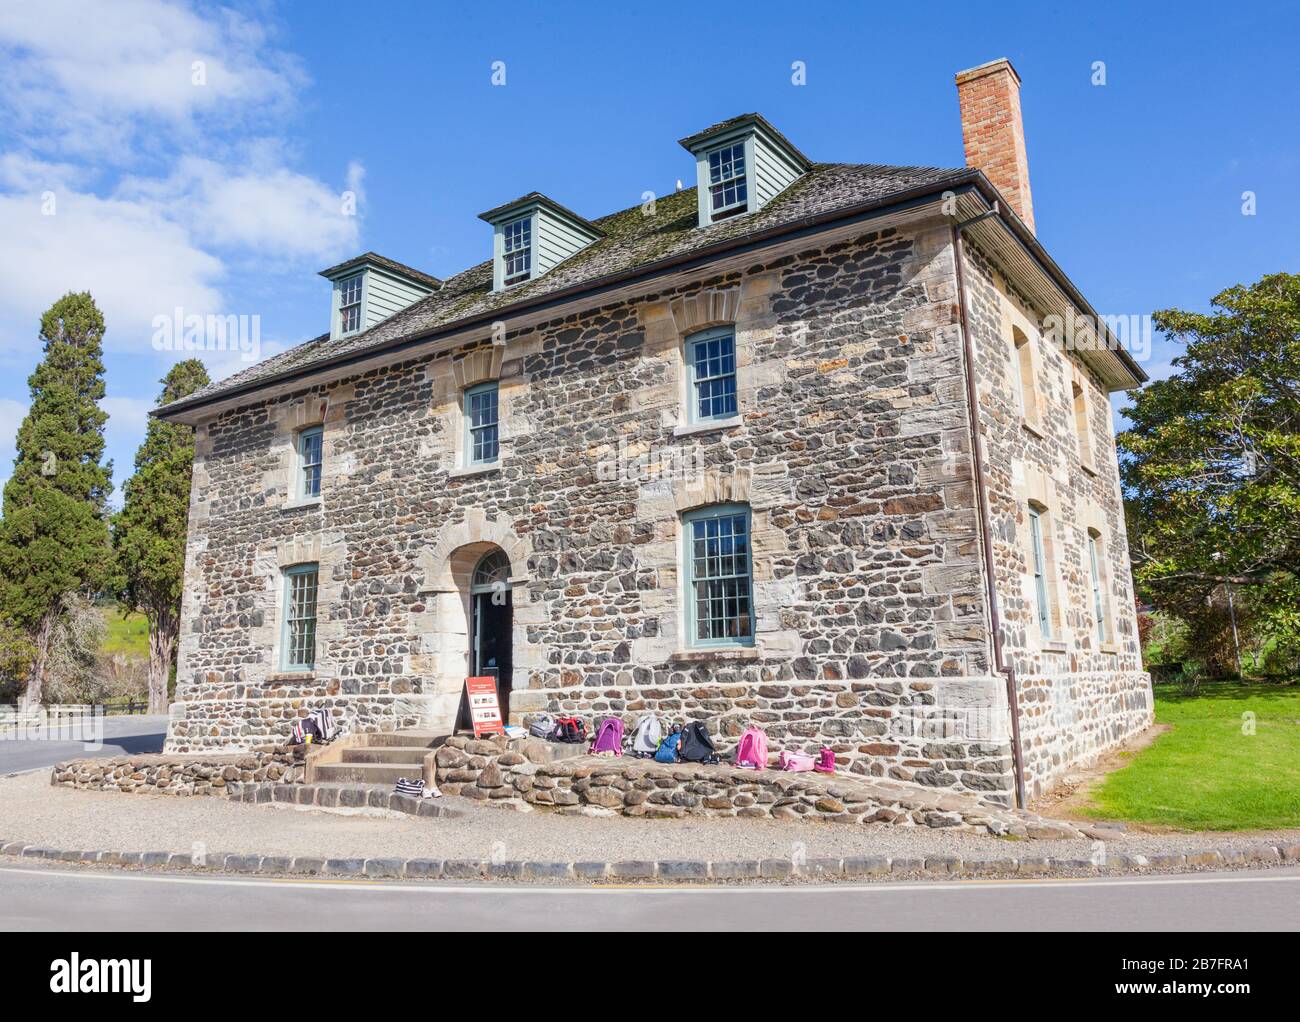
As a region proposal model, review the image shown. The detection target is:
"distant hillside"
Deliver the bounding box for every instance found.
[100,606,149,661]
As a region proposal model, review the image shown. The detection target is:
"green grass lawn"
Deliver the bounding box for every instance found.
[100,606,150,659]
[1085,682,1300,831]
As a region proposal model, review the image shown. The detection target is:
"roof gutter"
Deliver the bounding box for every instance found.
[156,171,1143,420]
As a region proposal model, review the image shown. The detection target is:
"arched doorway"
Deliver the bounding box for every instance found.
[458,549,513,730]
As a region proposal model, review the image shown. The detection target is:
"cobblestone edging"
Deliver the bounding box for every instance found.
[3,837,1297,883]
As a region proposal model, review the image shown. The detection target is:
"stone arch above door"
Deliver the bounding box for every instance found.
[417,510,531,593]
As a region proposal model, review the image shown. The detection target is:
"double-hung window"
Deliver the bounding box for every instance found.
[465,382,499,465]
[282,564,319,671]
[297,426,323,500]
[684,504,754,647]
[338,275,363,334]
[706,141,748,221]
[1088,532,1107,643]
[1028,506,1052,639]
[502,216,532,286]
[687,327,738,422]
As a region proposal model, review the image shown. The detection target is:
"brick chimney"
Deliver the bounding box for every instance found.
[955,58,1034,234]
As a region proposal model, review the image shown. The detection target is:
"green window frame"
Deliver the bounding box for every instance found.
[338,274,363,335]
[1088,532,1107,643]
[464,382,499,465]
[297,426,323,499]
[281,563,319,671]
[706,141,748,221]
[686,326,738,422]
[1028,506,1052,639]
[684,503,754,648]
[502,216,532,286]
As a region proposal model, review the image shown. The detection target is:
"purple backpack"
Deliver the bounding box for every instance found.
[591,717,624,755]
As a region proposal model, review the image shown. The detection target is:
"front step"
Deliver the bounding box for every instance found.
[358,731,443,749]
[311,762,426,785]
[342,746,437,765]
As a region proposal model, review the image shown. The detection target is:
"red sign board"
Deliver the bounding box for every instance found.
[465,676,505,737]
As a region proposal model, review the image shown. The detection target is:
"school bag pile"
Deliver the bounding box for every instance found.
[528,712,834,772]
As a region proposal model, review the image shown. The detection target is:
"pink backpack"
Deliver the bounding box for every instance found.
[734,726,768,769]
[779,750,815,772]
[591,717,624,755]
[815,746,835,773]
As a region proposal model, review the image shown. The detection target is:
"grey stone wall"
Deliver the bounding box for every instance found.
[165,215,1149,800]
[959,242,1152,796]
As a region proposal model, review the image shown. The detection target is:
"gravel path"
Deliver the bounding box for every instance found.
[2,771,1297,865]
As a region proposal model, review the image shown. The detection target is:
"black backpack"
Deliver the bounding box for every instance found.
[554,716,587,744]
[678,721,720,764]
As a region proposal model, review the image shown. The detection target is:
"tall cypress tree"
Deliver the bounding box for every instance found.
[113,360,210,713]
[0,292,114,707]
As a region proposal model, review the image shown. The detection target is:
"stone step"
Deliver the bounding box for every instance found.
[360,731,443,749]
[341,746,435,765]
[311,762,426,785]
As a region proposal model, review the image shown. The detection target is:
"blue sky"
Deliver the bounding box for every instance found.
[0,0,1296,504]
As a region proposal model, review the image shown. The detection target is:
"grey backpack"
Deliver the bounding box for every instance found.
[630,715,662,757]
[528,713,557,740]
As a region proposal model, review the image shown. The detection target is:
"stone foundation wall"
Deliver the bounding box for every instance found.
[433,735,1081,838]
[51,747,303,795]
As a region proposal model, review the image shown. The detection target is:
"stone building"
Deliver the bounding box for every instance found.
[157,59,1152,804]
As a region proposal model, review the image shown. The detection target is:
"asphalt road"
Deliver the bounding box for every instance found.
[1,863,1296,931]
[0,714,168,774]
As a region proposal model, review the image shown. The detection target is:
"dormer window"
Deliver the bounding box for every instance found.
[680,113,812,229]
[480,193,602,293]
[707,142,748,221]
[319,253,439,341]
[338,274,363,334]
[502,216,532,287]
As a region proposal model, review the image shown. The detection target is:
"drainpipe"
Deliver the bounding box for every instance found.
[950,213,1028,810]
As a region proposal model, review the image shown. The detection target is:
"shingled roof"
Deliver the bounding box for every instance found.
[160,160,976,416]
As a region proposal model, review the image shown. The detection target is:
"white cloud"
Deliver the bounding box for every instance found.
[0,0,302,159]
[0,1,364,496]
[121,154,361,261]
[0,1,361,354]
[0,189,224,355]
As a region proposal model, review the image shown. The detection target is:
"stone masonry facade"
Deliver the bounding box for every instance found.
[165,217,1151,804]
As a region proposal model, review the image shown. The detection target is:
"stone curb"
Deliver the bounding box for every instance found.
[223,781,459,819]
[3,837,1297,883]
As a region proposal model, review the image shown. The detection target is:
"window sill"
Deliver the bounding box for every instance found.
[672,416,743,439]
[1099,641,1120,656]
[449,462,501,479]
[1079,461,1099,477]
[1039,641,1069,654]
[669,646,761,663]
[265,671,322,683]
[281,497,321,512]
[1020,417,1046,440]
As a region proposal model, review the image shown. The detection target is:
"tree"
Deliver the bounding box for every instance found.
[1120,272,1299,670]
[0,292,113,708]
[112,360,210,713]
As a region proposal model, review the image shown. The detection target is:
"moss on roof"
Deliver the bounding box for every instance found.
[164,160,972,414]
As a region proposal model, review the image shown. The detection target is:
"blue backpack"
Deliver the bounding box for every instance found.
[654,732,681,764]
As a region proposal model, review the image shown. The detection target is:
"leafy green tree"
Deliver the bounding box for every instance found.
[113,360,210,713]
[0,292,113,707]
[1120,272,1299,670]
